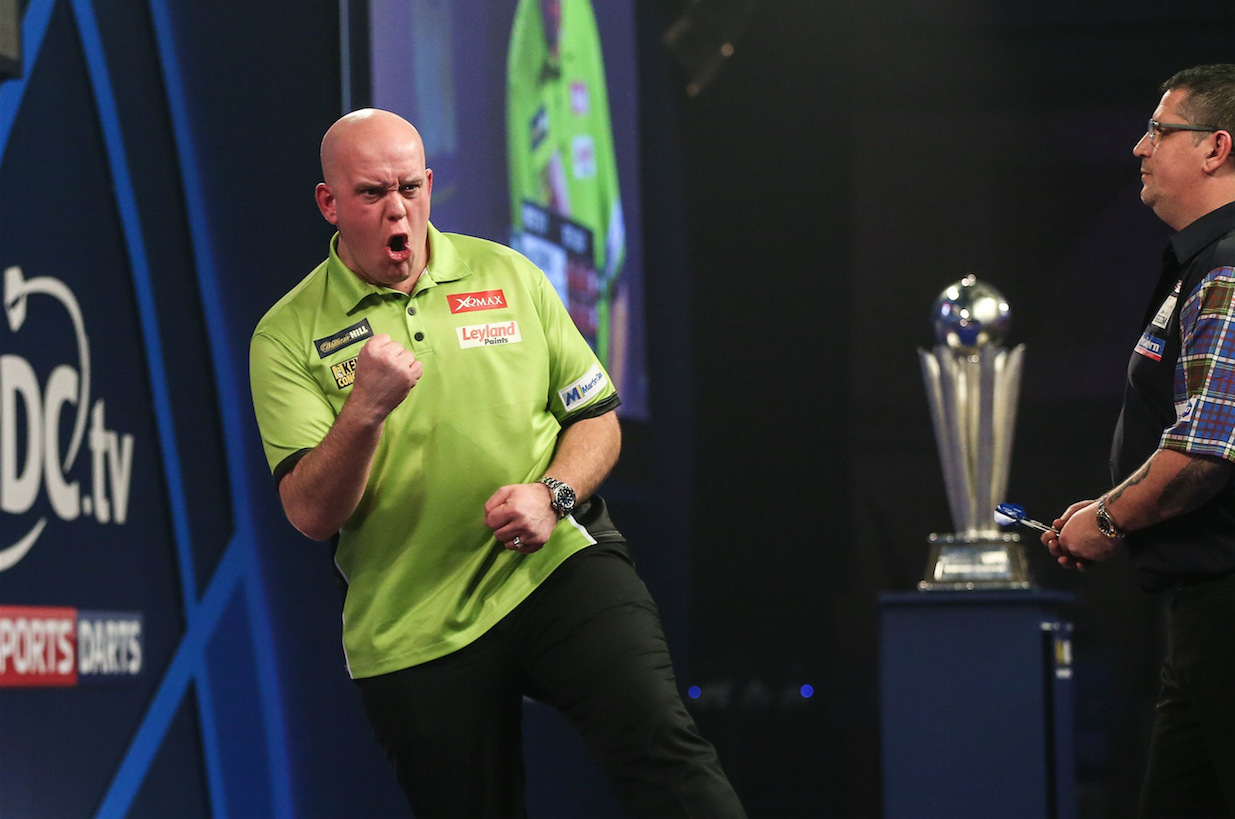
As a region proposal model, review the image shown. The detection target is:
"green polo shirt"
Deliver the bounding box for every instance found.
[249,224,620,678]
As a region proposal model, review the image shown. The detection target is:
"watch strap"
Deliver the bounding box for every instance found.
[539,477,575,518]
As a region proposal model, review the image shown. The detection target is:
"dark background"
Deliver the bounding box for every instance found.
[1,0,1233,817]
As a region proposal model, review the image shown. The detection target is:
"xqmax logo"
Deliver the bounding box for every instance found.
[1,266,135,572]
[449,290,507,314]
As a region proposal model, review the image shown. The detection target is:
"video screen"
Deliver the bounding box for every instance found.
[367,0,648,419]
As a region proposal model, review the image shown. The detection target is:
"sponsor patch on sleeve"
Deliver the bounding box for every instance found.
[558,364,607,410]
[331,356,358,388]
[314,318,373,358]
[1135,333,1165,361]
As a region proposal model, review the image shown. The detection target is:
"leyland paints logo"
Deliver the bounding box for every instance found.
[1,265,135,573]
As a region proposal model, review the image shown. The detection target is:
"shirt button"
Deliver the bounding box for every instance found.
[414,332,424,341]
[407,307,416,316]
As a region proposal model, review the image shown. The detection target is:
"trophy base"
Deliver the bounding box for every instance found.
[918,533,1033,591]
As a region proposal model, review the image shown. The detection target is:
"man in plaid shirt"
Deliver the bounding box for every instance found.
[1044,64,1235,817]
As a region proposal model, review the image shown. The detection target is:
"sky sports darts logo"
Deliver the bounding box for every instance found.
[0,605,143,687]
[1,265,135,573]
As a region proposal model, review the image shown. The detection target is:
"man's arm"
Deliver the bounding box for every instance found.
[483,410,621,553]
[279,335,423,540]
[1047,267,1235,567]
[1046,448,1234,565]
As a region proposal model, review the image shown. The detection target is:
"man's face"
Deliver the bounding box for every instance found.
[1133,89,1208,229]
[317,118,433,293]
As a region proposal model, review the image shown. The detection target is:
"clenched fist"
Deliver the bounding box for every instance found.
[349,333,424,418]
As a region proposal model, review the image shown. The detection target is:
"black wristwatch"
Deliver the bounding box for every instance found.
[1095,495,1123,539]
[539,477,576,519]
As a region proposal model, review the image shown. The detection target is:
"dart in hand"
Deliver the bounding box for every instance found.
[995,502,1058,534]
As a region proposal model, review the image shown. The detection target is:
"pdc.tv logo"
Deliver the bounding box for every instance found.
[1,265,137,574]
[0,605,143,687]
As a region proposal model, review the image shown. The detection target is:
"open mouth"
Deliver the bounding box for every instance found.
[387,233,411,262]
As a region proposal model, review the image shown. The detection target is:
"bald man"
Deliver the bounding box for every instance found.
[249,110,744,818]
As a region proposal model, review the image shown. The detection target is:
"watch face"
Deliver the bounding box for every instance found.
[1096,507,1118,537]
[558,485,576,509]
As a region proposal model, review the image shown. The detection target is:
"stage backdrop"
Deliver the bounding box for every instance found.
[0,0,678,817]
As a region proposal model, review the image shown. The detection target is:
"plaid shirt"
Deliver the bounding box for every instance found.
[1161,266,1235,461]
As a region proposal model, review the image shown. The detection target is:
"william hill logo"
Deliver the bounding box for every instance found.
[314,318,372,359]
[449,290,507,314]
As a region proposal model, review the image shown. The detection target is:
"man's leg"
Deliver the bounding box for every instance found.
[1138,658,1228,818]
[1139,579,1235,819]
[355,625,526,818]
[516,542,746,818]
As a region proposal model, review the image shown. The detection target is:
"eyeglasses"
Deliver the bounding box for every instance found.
[1145,118,1221,146]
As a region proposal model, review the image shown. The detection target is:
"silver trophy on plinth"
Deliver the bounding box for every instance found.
[918,275,1032,591]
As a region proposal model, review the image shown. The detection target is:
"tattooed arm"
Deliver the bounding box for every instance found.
[1045,448,1235,566]
[1108,449,1235,527]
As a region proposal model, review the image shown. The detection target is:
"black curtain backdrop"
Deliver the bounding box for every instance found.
[643,1,1235,816]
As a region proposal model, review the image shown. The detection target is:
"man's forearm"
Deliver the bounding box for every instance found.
[1105,447,1234,531]
[543,411,621,502]
[278,400,386,540]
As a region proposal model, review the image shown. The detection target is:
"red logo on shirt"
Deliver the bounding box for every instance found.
[449,290,507,314]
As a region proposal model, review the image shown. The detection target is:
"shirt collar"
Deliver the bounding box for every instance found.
[326,222,474,314]
[1169,200,1235,265]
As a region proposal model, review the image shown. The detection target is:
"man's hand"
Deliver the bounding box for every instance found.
[483,482,557,554]
[350,334,424,419]
[1040,499,1119,569]
[1040,501,1094,570]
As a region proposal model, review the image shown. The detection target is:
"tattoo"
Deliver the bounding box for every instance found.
[1108,458,1153,507]
[1159,456,1234,517]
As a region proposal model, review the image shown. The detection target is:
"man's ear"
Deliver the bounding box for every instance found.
[315,182,338,224]
[1204,130,1233,173]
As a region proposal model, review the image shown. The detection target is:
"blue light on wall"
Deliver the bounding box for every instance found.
[0,1,290,816]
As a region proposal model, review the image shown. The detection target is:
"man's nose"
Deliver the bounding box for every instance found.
[385,193,407,219]
[1133,133,1153,157]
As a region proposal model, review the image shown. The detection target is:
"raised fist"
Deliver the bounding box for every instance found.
[350,333,423,418]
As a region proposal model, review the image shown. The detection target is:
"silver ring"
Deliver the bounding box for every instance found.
[511,537,522,548]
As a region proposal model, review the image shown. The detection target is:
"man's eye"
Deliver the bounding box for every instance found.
[401,184,420,194]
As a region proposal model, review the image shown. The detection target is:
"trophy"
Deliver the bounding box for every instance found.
[918,275,1032,591]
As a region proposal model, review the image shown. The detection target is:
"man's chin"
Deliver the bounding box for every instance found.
[379,261,417,287]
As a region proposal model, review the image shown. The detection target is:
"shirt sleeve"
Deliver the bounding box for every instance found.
[1161,266,1235,461]
[249,330,338,474]
[527,256,619,423]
